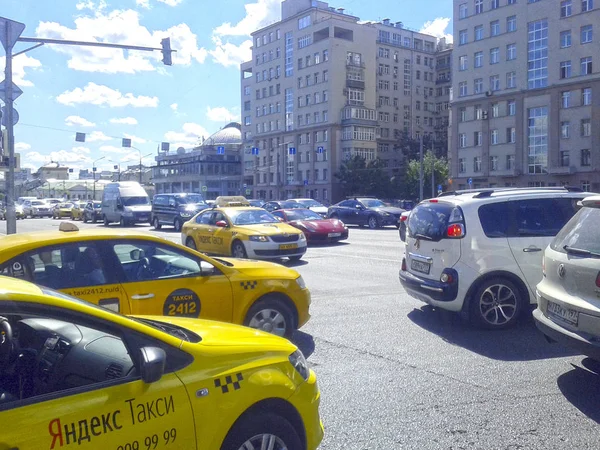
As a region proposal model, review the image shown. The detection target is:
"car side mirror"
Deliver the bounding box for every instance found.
[130,249,145,261]
[200,260,216,275]
[355,205,363,209]
[215,220,228,228]
[139,347,166,384]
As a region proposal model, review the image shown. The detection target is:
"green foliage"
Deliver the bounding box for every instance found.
[335,155,390,197]
[404,151,449,200]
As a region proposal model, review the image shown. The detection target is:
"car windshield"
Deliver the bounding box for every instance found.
[297,199,322,207]
[285,209,323,221]
[32,201,45,206]
[551,207,600,254]
[280,201,303,208]
[228,209,280,225]
[360,199,385,207]
[178,194,204,204]
[123,196,149,206]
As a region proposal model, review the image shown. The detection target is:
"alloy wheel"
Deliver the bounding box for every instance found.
[478,284,518,326]
[248,309,287,337]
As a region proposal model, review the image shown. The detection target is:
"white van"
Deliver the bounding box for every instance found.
[101,181,151,226]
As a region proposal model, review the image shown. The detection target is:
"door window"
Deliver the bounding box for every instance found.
[195,211,213,224]
[511,198,578,237]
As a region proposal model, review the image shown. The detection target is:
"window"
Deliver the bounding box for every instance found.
[474,78,483,94]
[298,15,311,29]
[491,129,499,145]
[561,91,571,108]
[528,20,548,88]
[460,3,468,18]
[491,103,499,117]
[582,0,593,11]
[459,133,467,148]
[581,118,591,136]
[490,47,499,64]
[475,25,484,40]
[460,107,467,122]
[581,25,593,43]
[476,0,484,14]
[507,127,516,143]
[475,131,482,146]
[507,154,515,169]
[582,87,592,105]
[459,55,468,71]
[512,198,578,237]
[459,158,466,173]
[581,56,592,75]
[459,81,468,97]
[491,20,500,37]
[527,106,548,174]
[507,16,517,32]
[474,156,482,172]
[490,75,500,91]
[561,121,570,138]
[244,86,250,96]
[474,51,483,67]
[581,148,591,165]
[560,32,571,51]
[560,150,570,166]
[560,60,572,78]
[475,105,483,119]
[561,0,572,17]
[506,71,516,88]
[507,44,516,61]
[459,29,468,45]
[491,0,499,8]
[490,156,498,171]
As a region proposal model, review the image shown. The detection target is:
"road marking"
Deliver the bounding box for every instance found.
[308,252,398,263]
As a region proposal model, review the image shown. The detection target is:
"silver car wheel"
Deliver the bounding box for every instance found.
[479,284,517,326]
[248,309,287,336]
[237,434,287,450]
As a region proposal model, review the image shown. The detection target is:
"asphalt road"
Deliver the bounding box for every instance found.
[3,218,600,449]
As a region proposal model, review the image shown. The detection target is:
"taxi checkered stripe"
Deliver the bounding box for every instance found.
[214,373,244,394]
[240,280,258,290]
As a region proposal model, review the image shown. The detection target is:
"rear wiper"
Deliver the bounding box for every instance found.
[563,245,600,258]
[413,233,433,241]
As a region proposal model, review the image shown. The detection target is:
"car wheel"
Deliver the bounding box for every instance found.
[92,215,97,223]
[367,215,379,229]
[231,240,248,258]
[221,412,302,450]
[244,296,295,338]
[153,217,162,230]
[103,215,109,226]
[173,218,182,232]
[470,278,523,329]
[185,237,196,250]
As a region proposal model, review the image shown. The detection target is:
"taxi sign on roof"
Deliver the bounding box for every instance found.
[215,196,251,207]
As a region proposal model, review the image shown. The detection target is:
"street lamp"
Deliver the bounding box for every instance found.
[137,152,153,184]
[93,156,105,200]
[109,160,121,181]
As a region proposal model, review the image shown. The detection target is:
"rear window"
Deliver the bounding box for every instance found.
[551,207,600,253]
[407,202,456,242]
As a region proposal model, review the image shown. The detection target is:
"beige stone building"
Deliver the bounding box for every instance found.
[450,0,600,191]
[241,0,452,202]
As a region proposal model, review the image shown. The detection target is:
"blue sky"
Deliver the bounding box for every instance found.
[1,0,452,175]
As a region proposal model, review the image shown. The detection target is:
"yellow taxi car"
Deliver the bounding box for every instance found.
[0,276,323,450]
[52,202,76,219]
[0,222,310,338]
[70,201,84,220]
[182,196,307,261]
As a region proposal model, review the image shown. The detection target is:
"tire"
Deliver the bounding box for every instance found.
[231,240,248,258]
[92,215,97,224]
[244,296,295,338]
[153,217,162,230]
[173,218,182,232]
[185,237,196,250]
[470,277,523,329]
[221,412,302,450]
[367,215,379,229]
[103,215,110,226]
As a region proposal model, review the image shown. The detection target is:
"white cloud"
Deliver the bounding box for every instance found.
[157,0,184,6]
[213,0,280,37]
[206,106,239,122]
[419,17,453,43]
[86,131,113,142]
[170,103,178,111]
[56,82,159,108]
[164,122,209,149]
[0,54,42,87]
[120,152,154,164]
[123,133,147,144]
[65,115,96,127]
[36,10,207,73]
[25,150,92,164]
[72,146,91,154]
[76,0,107,11]
[110,117,138,125]
[99,145,124,153]
[136,0,150,8]
[209,37,252,68]
[15,142,31,151]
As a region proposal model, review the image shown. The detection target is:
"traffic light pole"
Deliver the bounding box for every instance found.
[4,28,16,234]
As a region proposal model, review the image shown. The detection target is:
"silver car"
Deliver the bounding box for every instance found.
[23,199,52,218]
[534,195,600,360]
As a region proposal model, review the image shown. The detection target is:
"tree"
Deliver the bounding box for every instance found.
[403,151,449,201]
[335,155,391,198]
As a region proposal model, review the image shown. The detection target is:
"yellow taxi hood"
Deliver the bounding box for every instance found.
[233,223,302,236]
[214,257,301,278]
[134,316,297,350]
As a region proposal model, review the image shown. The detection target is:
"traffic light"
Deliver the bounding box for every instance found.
[161,38,172,66]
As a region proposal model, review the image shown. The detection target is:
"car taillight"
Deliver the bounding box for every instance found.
[400,215,408,222]
[447,223,464,238]
[440,273,453,283]
[596,272,600,288]
[401,258,407,271]
[428,199,438,203]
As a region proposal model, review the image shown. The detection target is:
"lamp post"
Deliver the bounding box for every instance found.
[92,156,105,200]
[109,160,121,181]
[138,152,153,184]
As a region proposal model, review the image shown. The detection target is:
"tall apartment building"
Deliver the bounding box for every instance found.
[450,0,600,191]
[240,0,452,202]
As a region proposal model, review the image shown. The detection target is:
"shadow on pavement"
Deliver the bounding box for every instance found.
[291,330,315,358]
[284,259,309,268]
[557,359,600,423]
[407,305,578,361]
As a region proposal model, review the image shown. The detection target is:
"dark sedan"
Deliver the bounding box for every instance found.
[327,197,405,229]
[272,208,349,243]
[262,200,304,212]
[82,201,102,223]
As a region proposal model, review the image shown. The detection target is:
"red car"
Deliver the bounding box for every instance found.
[272,208,349,243]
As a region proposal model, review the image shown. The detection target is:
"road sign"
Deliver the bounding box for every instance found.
[0,106,18,126]
[288,147,296,155]
[201,185,207,192]
[438,184,442,191]
[245,189,251,195]
[0,17,25,51]
[217,146,225,155]
[317,146,324,153]
[468,177,473,185]
[0,80,23,102]
[121,138,132,148]
[75,132,86,142]
[243,183,247,188]
[303,179,308,186]
[251,147,259,155]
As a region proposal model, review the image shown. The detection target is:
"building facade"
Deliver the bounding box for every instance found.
[152,122,243,199]
[241,0,452,203]
[450,0,600,190]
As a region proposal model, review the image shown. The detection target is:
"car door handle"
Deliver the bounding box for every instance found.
[131,293,155,300]
[522,246,542,253]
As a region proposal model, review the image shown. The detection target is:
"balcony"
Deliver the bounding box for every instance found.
[548,166,577,175]
[346,79,365,90]
[346,60,365,68]
[436,77,451,85]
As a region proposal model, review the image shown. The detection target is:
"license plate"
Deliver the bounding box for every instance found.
[279,244,298,250]
[328,232,341,237]
[547,301,578,326]
[411,259,431,275]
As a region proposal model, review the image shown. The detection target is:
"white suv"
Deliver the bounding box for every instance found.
[399,187,592,329]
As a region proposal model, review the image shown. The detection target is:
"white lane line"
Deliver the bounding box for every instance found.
[306,252,399,263]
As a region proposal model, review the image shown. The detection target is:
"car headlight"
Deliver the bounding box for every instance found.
[249,235,269,242]
[299,223,316,232]
[296,275,306,290]
[299,232,306,241]
[289,349,309,381]
[180,212,192,217]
